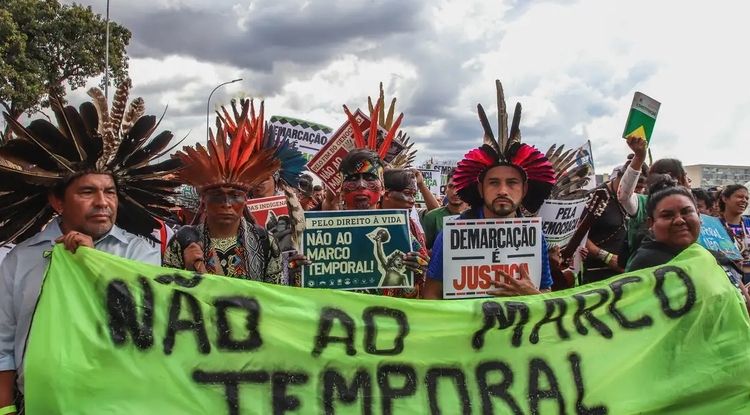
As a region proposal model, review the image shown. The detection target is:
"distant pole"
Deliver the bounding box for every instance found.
[104,0,111,100]
[206,79,242,142]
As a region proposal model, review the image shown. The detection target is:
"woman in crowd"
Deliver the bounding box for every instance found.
[627,176,750,313]
[627,176,701,271]
[616,137,690,269]
[718,184,750,277]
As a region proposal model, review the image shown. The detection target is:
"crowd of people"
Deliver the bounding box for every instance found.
[0,78,748,415]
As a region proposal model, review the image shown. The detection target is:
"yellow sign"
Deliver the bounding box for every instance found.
[25,244,750,414]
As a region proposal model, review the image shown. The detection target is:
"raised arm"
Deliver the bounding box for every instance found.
[617,137,648,216]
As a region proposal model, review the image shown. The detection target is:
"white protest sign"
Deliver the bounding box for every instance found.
[538,198,587,248]
[416,169,440,202]
[442,217,542,299]
[269,115,333,163]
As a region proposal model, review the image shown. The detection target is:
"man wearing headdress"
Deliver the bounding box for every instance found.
[163,99,310,283]
[313,85,429,298]
[0,80,184,414]
[423,80,555,299]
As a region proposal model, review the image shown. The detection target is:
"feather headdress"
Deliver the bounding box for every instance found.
[366,83,416,168]
[544,144,591,201]
[174,99,279,192]
[0,78,184,245]
[453,80,556,213]
[342,83,405,163]
[212,98,308,249]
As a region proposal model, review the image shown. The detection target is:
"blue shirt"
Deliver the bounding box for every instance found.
[0,218,160,393]
[427,209,553,293]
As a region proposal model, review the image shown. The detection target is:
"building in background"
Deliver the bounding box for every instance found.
[685,164,750,188]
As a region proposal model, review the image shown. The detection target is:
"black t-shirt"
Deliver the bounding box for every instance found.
[584,184,627,270]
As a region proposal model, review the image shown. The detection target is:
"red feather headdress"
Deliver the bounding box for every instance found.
[174,100,279,192]
[340,83,407,163]
[453,80,556,213]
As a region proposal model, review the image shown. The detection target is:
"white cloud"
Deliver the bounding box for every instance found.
[31,0,750,180]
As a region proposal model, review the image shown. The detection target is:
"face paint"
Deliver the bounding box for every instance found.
[202,187,248,216]
[340,160,384,210]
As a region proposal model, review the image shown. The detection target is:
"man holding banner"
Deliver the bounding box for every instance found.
[424,81,555,299]
[0,81,184,414]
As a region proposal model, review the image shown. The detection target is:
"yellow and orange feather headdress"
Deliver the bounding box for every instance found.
[174,100,279,192]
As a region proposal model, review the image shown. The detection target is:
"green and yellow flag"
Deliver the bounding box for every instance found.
[25,244,750,414]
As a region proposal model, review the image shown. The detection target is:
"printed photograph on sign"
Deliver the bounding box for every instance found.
[246,195,294,252]
[301,209,413,290]
[442,217,542,299]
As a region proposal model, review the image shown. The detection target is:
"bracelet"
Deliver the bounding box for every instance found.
[605,253,614,264]
[0,405,17,415]
[597,249,610,262]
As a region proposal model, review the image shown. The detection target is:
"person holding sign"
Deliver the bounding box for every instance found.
[165,99,310,282]
[424,80,555,299]
[0,81,185,414]
[617,136,691,269]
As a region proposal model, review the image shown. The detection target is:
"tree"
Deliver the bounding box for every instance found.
[0,0,131,135]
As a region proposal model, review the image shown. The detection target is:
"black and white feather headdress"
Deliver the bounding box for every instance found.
[0,78,184,244]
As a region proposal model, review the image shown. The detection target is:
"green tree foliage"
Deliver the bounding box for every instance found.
[0,0,131,124]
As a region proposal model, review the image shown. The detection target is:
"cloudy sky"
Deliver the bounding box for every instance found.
[57,0,749,174]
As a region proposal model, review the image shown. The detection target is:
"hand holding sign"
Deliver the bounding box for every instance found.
[626,135,648,158]
[488,266,541,297]
[402,251,429,275]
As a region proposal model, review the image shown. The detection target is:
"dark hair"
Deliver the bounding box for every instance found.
[339,148,383,174]
[297,174,314,196]
[446,168,456,181]
[645,174,695,219]
[383,168,416,191]
[617,159,649,179]
[51,171,114,200]
[313,185,323,191]
[691,188,713,209]
[649,158,686,186]
[718,184,748,212]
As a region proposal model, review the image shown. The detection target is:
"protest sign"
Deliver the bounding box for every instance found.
[306,109,405,191]
[246,195,294,252]
[576,140,597,190]
[623,91,660,143]
[26,244,750,414]
[269,115,332,162]
[416,169,440,203]
[301,209,413,290]
[442,217,542,298]
[698,214,743,260]
[538,198,587,247]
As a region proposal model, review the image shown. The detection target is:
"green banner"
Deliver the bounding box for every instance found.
[25,244,750,414]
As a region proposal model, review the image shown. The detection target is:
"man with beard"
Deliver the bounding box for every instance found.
[423,80,555,299]
[0,80,183,414]
[164,99,309,282]
[421,168,466,250]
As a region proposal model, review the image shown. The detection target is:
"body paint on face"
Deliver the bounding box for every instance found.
[202,187,248,214]
[387,179,418,205]
[340,159,384,209]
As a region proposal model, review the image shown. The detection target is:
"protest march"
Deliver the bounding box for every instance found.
[2,1,750,413]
